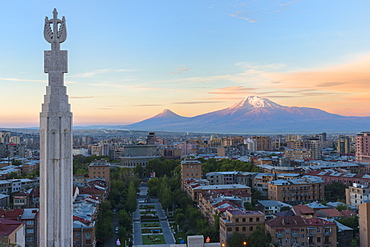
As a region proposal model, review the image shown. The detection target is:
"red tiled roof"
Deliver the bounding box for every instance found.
[4,209,23,221]
[0,218,23,236]
[13,191,28,197]
[292,205,314,216]
[266,216,336,227]
[314,209,342,218]
[340,209,357,218]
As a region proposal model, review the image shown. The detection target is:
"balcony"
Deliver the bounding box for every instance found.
[277,233,284,238]
[291,233,299,238]
[324,231,331,236]
[307,232,315,237]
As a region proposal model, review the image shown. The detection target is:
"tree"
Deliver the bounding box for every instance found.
[324,181,346,201]
[350,238,358,247]
[126,181,137,213]
[147,177,160,196]
[336,204,350,211]
[227,232,248,247]
[337,215,359,234]
[118,209,132,232]
[247,227,272,247]
[7,172,19,179]
[244,202,255,210]
[280,206,291,212]
[133,164,144,178]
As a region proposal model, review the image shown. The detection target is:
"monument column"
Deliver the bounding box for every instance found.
[39,9,73,247]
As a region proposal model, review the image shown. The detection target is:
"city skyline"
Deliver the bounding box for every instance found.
[1,0,370,127]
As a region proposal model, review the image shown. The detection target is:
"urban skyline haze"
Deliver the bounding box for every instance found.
[1,0,370,127]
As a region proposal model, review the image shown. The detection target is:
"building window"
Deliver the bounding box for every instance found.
[236,227,239,232]
[317,237,321,242]
[26,229,34,234]
[26,220,34,226]
[86,232,91,240]
[249,218,253,222]
[249,226,253,231]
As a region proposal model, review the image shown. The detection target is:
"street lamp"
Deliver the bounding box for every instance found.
[243,241,247,246]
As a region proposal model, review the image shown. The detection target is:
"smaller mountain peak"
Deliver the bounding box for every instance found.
[153,109,182,118]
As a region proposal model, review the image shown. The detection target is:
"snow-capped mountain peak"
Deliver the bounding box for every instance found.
[229,96,282,110]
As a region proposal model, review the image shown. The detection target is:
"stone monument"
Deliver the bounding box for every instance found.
[39,9,73,246]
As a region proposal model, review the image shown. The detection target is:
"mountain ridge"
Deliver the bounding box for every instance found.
[124,96,370,133]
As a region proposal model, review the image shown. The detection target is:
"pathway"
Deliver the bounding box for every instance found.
[133,183,176,247]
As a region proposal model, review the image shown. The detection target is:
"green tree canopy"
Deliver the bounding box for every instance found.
[324,181,346,201]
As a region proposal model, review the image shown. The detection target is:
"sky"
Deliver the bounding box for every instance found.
[1,0,370,127]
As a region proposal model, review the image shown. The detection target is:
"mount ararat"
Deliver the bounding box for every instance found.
[124,96,370,134]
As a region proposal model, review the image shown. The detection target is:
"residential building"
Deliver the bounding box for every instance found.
[251,136,271,151]
[357,132,370,163]
[253,173,275,197]
[0,194,9,208]
[0,218,25,247]
[338,135,351,154]
[73,219,96,246]
[265,216,337,247]
[181,159,202,189]
[346,183,370,208]
[219,208,265,246]
[88,159,110,185]
[21,208,39,247]
[268,176,325,204]
[198,190,251,225]
[305,138,322,160]
[257,200,292,219]
[206,171,238,185]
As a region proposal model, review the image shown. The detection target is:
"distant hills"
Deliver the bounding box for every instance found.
[124,96,370,134]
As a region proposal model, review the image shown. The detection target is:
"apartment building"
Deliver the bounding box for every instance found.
[265,216,337,247]
[346,183,370,207]
[268,176,325,204]
[219,208,265,246]
[206,171,238,185]
[356,132,370,163]
[253,173,275,197]
[88,159,110,185]
[181,159,202,189]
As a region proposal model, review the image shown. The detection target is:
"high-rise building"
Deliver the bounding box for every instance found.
[39,9,73,246]
[251,136,271,151]
[305,138,321,160]
[356,132,370,163]
[181,159,202,189]
[146,132,156,145]
[338,135,351,154]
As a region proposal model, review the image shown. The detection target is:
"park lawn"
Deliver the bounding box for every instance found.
[142,234,166,245]
[142,222,161,228]
[141,228,163,234]
[139,205,155,209]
